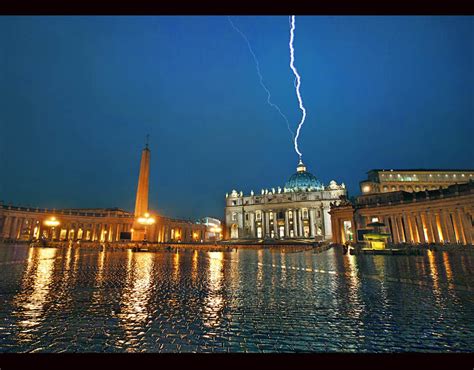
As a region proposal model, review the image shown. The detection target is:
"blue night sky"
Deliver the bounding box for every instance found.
[1,16,473,220]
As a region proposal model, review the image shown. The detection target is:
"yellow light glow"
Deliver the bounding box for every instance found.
[362,185,371,193]
[43,217,60,227]
[137,214,155,226]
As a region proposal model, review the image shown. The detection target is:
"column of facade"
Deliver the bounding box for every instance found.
[35,219,41,239]
[437,211,448,243]
[449,210,461,243]
[401,213,413,242]
[264,211,270,238]
[458,208,472,245]
[428,212,441,244]
[116,224,122,241]
[421,212,434,243]
[406,214,417,243]
[15,217,24,239]
[273,211,278,238]
[249,212,255,237]
[298,209,303,237]
[390,216,400,243]
[442,210,456,243]
[9,217,19,240]
[453,208,467,244]
[323,206,332,241]
[415,213,426,243]
[25,218,33,239]
[2,216,12,238]
[292,210,297,237]
[309,209,316,238]
[284,210,289,238]
[90,223,96,241]
[396,215,406,242]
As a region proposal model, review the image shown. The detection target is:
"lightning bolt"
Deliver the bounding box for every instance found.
[289,15,307,161]
[228,16,294,139]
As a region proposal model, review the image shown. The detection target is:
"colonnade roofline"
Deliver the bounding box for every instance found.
[354,181,473,208]
[0,204,134,218]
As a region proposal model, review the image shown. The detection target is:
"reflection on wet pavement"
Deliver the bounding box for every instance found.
[0,244,473,353]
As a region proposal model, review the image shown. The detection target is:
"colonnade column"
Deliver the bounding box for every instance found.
[390,216,399,243]
[265,211,270,238]
[298,209,303,237]
[421,212,434,243]
[273,212,278,238]
[284,210,290,238]
[396,215,406,242]
[454,209,467,245]
[292,210,297,237]
[450,210,461,243]
[309,209,316,238]
[402,213,413,242]
[458,209,472,245]
[428,212,441,244]
[9,217,18,240]
[442,211,456,243]
[414,213,425,243]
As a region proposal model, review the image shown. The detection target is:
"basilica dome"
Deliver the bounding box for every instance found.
[285,160,323,191]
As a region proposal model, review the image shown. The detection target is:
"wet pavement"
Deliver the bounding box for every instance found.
[0,243,473,352]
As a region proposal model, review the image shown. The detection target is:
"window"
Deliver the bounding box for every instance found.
[256,212,261,221]
[232,212,237,221]
[245,214,249,221]
[232,200,237,206]
[371,217,379,223]
[289,211,293,219]
[303,209,308,218]
[269,212,274,220]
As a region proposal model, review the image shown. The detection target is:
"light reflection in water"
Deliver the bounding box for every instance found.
[13,247,57,342]
[203,252,224,329]
[442,252,454,290]
[427,250,446,312]
[191,250,199,283]
[117,251,154,351]
[173,251,180,283]
[256,249,263,287]
[91,250,106,306]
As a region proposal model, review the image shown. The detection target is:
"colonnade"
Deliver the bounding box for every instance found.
[0,210,206,243]
[381,207,472,245]
[237,206,332,240]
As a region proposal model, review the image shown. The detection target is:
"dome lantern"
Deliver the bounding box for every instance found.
[285,161,322,192]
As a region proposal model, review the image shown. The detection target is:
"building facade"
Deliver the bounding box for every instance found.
[330,180,474,246]
[0,144,206,243]
[225,160,346,240]
[198,217,222,241]
[360,169,474,195]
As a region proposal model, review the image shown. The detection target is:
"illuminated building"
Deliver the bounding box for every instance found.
[360,169,474,195]
[225,160,346,240]
[0,144,205,243]
[198,217,222,241]
[330,180,473,245]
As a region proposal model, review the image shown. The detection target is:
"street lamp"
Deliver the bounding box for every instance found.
[43,216,60,241]
[137,212,155,242]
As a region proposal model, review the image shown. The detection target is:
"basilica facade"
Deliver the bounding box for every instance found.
[224,160,346,241]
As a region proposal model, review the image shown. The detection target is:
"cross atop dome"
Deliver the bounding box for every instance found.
[297,158,306,173]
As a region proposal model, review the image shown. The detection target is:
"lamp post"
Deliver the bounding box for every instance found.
[43,217,60,241]
[137,212,155,242]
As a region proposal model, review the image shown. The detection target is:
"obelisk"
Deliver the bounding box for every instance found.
[132,137,150,241]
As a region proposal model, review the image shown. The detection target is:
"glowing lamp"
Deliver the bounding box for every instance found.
[43,217,60,228]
